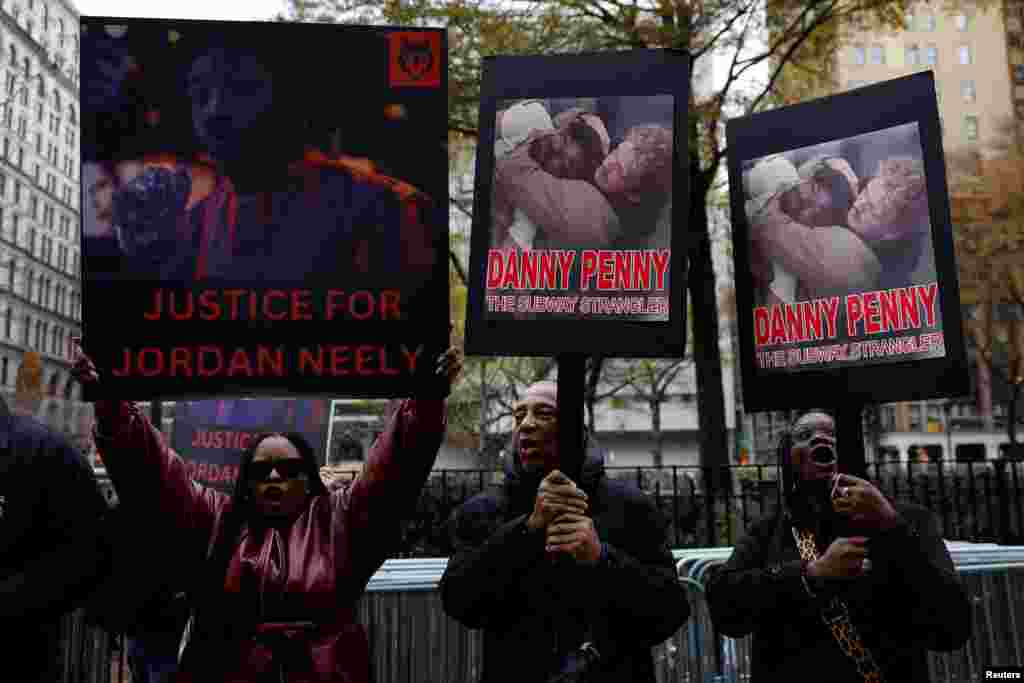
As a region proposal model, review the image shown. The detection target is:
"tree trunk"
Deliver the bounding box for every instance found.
[978,358,994,431]
[1009,383,1021,448]
[585,356,604,435]
[689,160,732,495]
[651,399,664,468]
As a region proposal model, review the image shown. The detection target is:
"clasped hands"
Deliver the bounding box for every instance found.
[527,470,602,566]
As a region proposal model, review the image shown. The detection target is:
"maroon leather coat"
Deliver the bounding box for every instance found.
[93,398,446,683]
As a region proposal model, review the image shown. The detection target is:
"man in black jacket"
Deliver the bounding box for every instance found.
[440,381,689,682]
[707,409,971,682]
[0,396,109,682]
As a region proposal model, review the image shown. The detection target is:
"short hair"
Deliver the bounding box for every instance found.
[625,125,673,195]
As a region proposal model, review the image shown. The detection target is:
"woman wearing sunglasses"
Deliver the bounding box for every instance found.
[70,338,461,683]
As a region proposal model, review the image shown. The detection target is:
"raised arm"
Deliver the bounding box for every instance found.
[71,344,224,558]
[92,400,225,558]
[338,346,460,583]
[495,138,619,246]
[338,398,447,583]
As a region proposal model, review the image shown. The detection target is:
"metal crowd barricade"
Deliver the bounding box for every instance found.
[60,544,1024,683]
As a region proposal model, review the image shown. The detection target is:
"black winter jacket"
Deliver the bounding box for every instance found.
[0,401,109,682]
[439,443,690,683]
[707,501,971,683]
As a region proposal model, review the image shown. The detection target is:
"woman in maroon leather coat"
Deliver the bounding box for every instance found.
[71,340,461,683]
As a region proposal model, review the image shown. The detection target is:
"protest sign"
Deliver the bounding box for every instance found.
[727,72,968,410]
[465,50,689,357]
[80,18,449,399]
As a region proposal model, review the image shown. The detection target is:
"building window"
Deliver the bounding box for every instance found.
[1015,65,1024,83]
[959,45,972,65]
[956,443,986,463]
[906,45,921,66]
[905,11,915,30]
[910,445,943,463]
[922,14,936,31]
[870,45,885,65]
[909,404,923,431]
[962,80,976,102]
[964,115,979,141]
[925,45,938,66]
[1,357,7,386]
[955,14,969,31]
[853,45,866,65]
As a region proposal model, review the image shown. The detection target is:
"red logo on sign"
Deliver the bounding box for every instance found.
[389,32,441,87]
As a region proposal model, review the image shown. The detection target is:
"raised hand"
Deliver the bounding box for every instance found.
[70,338,100,385]
[113,166,192,260]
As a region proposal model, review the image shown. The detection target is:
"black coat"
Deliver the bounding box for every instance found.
[706,500,972,683]
[0,401,109,682]
[439,442,690,683]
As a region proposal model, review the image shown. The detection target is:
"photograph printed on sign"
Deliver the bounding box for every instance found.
[741,122,946,374]
[485,95,673,321]
[80,19,448,398]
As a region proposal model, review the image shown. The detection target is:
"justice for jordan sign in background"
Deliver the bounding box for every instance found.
[465,50,689,357]
[726,72,968,410]
[170,398,330,490]
[80,18,449,399]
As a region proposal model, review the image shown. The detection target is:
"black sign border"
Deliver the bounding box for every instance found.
[79,16,451,401]
[726,71,969,412]
[464,49,690,358]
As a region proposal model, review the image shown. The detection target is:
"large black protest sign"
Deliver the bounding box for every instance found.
[726,72,968,410]
[81,18,449,399]
[465,50,689,357]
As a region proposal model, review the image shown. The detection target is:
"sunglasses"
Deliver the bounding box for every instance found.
[248,459,306,482]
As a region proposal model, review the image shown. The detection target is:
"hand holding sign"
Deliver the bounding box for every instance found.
[71,338,100,385]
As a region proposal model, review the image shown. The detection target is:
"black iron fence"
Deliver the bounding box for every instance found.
[94,459,1024,556]
[381,460,1024,556]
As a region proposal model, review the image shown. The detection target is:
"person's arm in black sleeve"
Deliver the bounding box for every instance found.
[439,501,547,630]
[0,437,109,619]
[870,506,972,651]
[592,496,689,646]
[706,520,822,638]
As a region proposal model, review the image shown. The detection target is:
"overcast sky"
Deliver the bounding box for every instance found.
[75,0,287,22]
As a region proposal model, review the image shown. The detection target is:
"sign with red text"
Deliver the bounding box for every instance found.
[80,18,448,399]
[726,73,968,410]
[465,51,689,357]
[170,398,330,490]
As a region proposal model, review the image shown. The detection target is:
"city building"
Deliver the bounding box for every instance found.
[1002,0,1024,143]
[838,1,1017,165]
[0,0,83,433]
